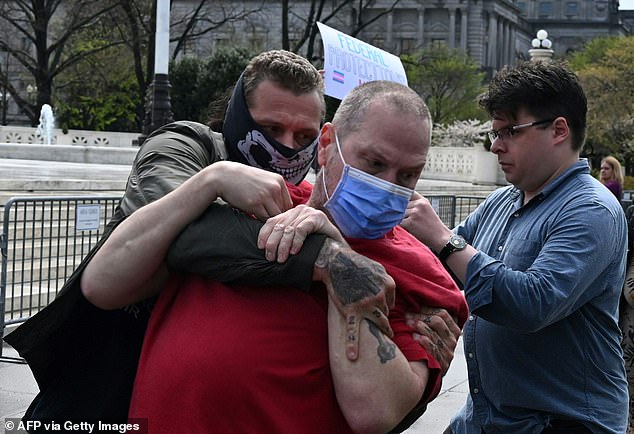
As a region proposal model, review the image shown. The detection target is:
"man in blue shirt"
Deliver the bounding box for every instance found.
[401,60,628,433]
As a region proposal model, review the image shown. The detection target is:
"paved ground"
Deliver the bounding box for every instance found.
[1,336,468,433]
[0,341,39,422]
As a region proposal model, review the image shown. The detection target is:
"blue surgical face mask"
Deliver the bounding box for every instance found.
[322,132,414,239]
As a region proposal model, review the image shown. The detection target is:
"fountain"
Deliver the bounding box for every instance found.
[34,103,55,145]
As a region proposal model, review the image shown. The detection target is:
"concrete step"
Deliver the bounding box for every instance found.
[0,157,131,194]
[3,284,63,324]
[2,237,98,261]
[3,258,82,284]
[0,142,138,165]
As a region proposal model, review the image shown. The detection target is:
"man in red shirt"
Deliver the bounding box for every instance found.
[82,80,467,433]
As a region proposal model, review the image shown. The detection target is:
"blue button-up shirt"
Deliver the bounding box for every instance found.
[450,160,628,434]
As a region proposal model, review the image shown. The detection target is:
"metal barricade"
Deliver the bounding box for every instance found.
[454,196,487,226]
[428,195,486,228]
[0,193,486,358]
[0,196,120,354]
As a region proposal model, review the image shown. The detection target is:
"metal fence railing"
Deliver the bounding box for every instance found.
[0,194,488,357]
[1,196,120,356]
[428,195,486,228]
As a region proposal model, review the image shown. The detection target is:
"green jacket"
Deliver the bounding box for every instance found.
[4,121,324,423]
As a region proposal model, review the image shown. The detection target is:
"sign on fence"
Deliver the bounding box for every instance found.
[76,204,101,231]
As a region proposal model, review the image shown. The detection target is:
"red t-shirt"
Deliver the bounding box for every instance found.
[128,181,468,433]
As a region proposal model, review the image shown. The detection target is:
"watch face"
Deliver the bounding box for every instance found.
[450,235,467,249]
[439,234,466,261]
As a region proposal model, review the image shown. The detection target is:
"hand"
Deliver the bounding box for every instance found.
[406,307,462,376]
[258,205,345,263]
[211,161,293,220]
[314,239,396,361]
[401,192,452,252]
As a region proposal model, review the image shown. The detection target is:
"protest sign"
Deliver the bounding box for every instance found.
[317,22,408,100]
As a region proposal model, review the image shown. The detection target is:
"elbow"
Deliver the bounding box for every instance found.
[80,272,118,310]
[341,400,404,434]
[345,410,393,434]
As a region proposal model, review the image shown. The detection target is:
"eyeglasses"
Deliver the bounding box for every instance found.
[487,118,555,143]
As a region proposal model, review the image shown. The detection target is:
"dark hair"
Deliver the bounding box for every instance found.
[478,60,587,151]
[243,50,325,114]
[207,50,325,131]
[206,86,233,132]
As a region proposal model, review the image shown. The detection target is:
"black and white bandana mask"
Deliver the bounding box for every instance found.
[222,75,318,185]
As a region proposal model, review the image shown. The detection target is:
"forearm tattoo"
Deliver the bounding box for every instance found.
[316,241,387,306]
[368,321,396,363]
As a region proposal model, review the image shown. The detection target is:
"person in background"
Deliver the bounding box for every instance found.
[600,155,624,200]
[400,60,628,433]
[621,214,634,434]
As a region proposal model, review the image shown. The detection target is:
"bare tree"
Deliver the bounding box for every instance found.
[0,0,121,125]
[285,0,402,62]
[169,1,264,60]
[104,0,154,129]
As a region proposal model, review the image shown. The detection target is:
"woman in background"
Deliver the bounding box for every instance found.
[600,155,624,200]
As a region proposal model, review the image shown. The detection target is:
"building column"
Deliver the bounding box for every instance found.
[497,18,504,68]
[502,20,509,66]
[418,8,425,47]
[386,11,394,51]
[460,8,468,51]
[509,25,517,65]
[487,13,498,68]
[449,8,456,48]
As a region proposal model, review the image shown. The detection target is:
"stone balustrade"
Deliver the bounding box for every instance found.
[0,125,138,148]
[0,125,506,186]
[422,146,506,185]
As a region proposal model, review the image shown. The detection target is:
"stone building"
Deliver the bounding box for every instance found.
[0,0,629,126]
[171,0,628,76]
[519,0,627,55]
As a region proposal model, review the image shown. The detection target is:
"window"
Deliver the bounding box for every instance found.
[566,2,578,16]
[518,2,527,14]
[538,2,553,17]
[371,36,385,49]
[399,38,416,54]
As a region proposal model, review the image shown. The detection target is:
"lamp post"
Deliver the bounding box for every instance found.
[0,51,8,125]
[529,29,554,62]
[26,84,37,102]
[138,0,173,146]
[0,91,7,126]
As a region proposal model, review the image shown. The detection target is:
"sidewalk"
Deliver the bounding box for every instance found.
[0,341,38,422]
[404,337,468,433]
[2,337,468,433]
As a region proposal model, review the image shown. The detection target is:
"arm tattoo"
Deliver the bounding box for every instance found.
[368,321,396,363]
[315,240,387,306]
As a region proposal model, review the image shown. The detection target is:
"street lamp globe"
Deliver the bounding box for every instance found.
[529,29,554,62]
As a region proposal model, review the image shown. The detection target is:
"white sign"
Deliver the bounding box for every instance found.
[76,204,101,231]
[430,197,441,215]
[317,22,408,100]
